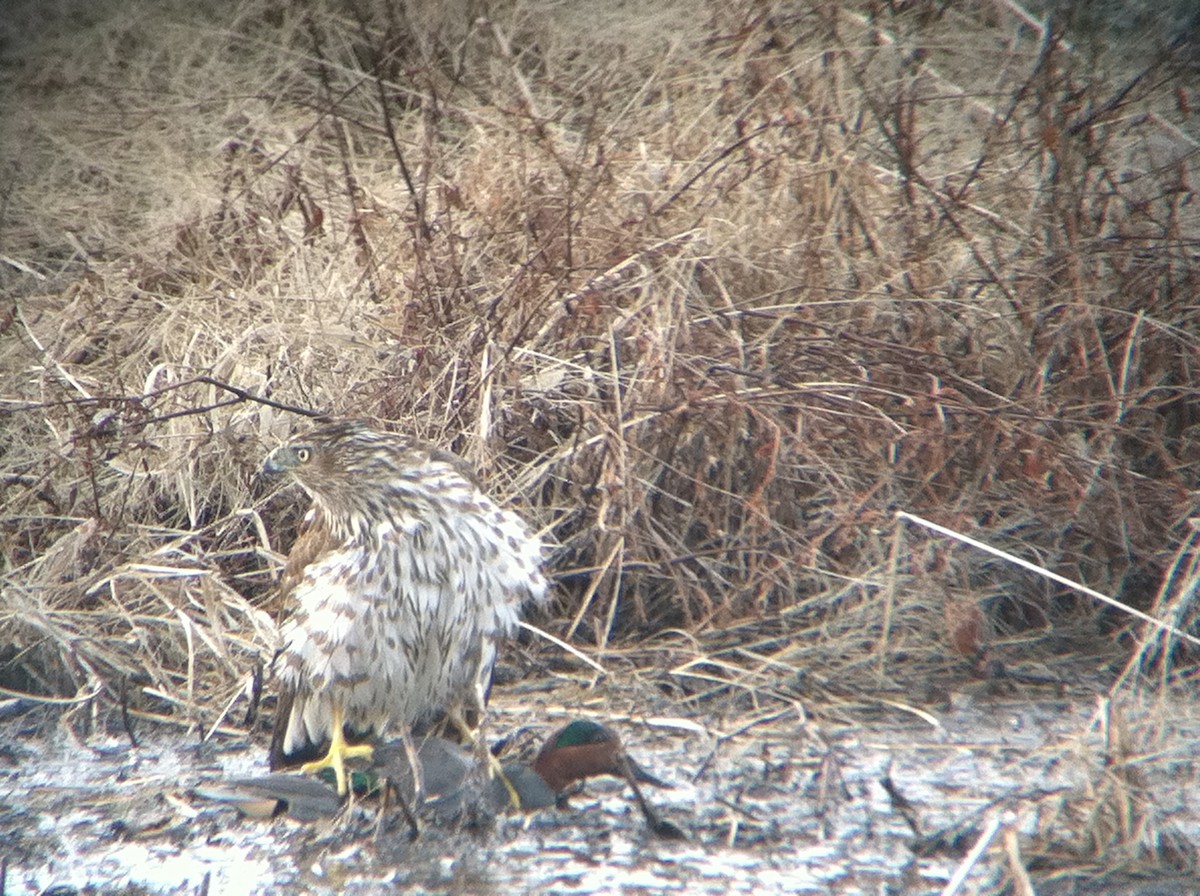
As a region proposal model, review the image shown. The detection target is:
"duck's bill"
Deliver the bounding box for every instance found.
[626,755,673,789]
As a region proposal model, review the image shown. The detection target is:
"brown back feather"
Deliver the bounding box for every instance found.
[268,507,339,768]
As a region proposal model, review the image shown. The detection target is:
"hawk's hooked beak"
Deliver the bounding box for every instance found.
[262,446,300,476]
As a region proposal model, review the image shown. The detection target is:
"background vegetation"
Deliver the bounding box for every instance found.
[2,0,1198,732]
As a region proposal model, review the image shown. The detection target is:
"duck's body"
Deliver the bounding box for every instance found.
[198,720,672,825]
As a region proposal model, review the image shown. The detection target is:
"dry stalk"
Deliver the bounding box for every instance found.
[0,0,1197,743]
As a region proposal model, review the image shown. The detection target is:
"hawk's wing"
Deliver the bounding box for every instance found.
[269,508,344,769]
[270,539,387,767]
[275,508,334,607]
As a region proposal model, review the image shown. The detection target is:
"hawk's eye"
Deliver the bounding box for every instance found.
[295,447,312,463]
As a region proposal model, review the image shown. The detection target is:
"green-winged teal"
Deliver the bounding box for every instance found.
[195,719,679,835]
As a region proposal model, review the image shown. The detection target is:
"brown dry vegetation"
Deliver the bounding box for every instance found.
[2,0,1199,775]
[4,1,1200,888]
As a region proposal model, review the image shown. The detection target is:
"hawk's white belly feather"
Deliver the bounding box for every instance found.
[277,501,544,755]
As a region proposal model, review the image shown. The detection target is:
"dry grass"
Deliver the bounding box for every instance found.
[3,0,1200,885]
[2,0,1198,793]
[1029,698,1199,878]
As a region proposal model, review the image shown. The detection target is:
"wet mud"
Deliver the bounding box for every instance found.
[3,685,1198,895]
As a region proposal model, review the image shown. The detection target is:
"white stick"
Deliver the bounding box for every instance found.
[897,510,1200,648]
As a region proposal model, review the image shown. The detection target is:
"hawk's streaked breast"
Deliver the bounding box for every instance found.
[265,420,546,766]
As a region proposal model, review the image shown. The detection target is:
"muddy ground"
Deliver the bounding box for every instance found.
[3,672,1198,896]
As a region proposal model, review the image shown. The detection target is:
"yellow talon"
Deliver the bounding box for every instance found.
[489,751,522,810]
[449,709,522,810]
[300,706,374,795]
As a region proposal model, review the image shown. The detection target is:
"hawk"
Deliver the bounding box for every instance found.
[263,420,547,796]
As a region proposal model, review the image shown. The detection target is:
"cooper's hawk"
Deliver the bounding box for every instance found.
[263,420,546,796]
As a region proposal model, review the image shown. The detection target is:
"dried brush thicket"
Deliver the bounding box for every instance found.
[2,0,1199,744]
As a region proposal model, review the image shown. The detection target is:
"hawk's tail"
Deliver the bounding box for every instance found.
[268,687,331,769]
[268,687,305,770]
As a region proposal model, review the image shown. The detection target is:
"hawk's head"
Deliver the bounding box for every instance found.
[263,420,479,522]
[264,420,397,488]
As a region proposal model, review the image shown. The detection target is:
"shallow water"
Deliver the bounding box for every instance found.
[3,684,1198,896]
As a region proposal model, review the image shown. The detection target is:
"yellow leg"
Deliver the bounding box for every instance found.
[450,710,522,810]
[300,705,374,796]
